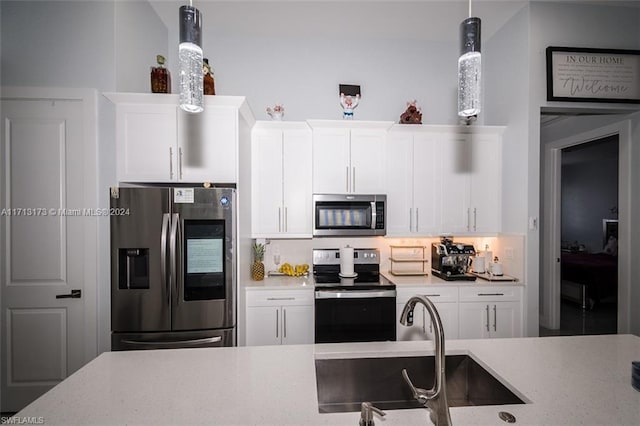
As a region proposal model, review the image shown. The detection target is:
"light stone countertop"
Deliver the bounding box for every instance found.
[16,335,640,425]
[244,274,314,290]
[381,271,525,287]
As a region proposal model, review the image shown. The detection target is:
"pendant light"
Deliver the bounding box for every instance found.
[458,0,481,123]
[179,1,204,113]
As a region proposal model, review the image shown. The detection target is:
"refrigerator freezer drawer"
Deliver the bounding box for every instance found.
[111,328,235,351]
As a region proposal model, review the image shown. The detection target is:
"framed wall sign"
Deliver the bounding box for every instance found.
[546,46,640,104]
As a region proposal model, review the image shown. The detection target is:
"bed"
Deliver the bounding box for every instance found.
[560,252,617,310]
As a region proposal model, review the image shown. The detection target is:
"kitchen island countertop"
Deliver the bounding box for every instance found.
[16,335,640,425]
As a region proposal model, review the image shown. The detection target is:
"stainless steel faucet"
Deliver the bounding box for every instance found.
[399,295,452,426]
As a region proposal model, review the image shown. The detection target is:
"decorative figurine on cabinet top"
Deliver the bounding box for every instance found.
[266,104,284,120]
[339,84,361,120]
[203,58,215,95]
[400,99,422,124]
[340,93,360,120]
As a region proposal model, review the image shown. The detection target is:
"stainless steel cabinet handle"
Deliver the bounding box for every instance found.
[169,147,174,179]
[278,207,282,232]
[352,167,356,192]
[346,166,350,192]
[467,208,471,231]
[283,308,287,339]
[56,289,81,299]
[473,208,477,231]
[422,306,426,334]
[485,305,490,332]
[416,208,419,232]
[423,294,441,298]
[284,207,288,233]
[493,305,497,332]
[178,147,183,180]
[267,297,296,301]
[275,309,279,339]
[478,293,505,296]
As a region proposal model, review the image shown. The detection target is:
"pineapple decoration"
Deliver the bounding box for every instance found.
[251,242,266,281]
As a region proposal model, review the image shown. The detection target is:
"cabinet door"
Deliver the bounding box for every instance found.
[179,107,237,183]
[116,103,176,182]
[252,129,284,236]
[396,303,427,341]
[281,305,314,345]
[350,129,386,193]
[491,302,521,338]
[385,132,414,236]
[413,132,441,235]
[246,306,281,346]
[439,133,471,234]
[425,302,459,340]
[312,128,350,193]
[282,128,312,237]
[470,134,502,233]
[458,302,491,339]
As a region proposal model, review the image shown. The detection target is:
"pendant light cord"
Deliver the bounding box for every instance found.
[469,0,472,18]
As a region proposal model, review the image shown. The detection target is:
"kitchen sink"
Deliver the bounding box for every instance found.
[315,354,526,413]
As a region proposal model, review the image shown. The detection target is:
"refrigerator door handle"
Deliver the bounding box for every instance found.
[161,213,171,308]
[121,336,222,347]
[170,213,180,304]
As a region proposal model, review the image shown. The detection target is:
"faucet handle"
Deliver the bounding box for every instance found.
[359,402,385,426]
[401,368,430,405]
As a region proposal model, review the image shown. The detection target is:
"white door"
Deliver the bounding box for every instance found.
[1,93,97,411]
[280,305,314,345]
[424,303,459,340]
[385,132,414,236]
[439,133,471,234]
[413,132,441,234]
[116,103,176,182]
[458,302,491,339]
[470,134,502,233]
[312,128,350,193]
[246,306,281,346]
[252,129,284,236]
[491,302,521,338]
[349,129,386,194]
[179,106,237,183]
[282,128,312,237]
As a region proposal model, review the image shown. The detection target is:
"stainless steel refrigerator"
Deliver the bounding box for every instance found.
[110,186,236,350]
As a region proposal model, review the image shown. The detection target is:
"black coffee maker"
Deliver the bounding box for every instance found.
[431,236,477,281]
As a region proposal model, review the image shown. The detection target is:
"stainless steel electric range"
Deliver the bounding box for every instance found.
[313,248,396,343]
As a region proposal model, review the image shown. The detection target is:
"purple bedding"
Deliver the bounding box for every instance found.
[561,252,618,301]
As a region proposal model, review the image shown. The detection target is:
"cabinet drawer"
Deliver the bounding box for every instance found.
[246,290,314,307]
[459,286,522,302]
[397,286,458,304]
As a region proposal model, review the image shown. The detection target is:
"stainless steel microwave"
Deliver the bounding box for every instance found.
[312,194,386,237]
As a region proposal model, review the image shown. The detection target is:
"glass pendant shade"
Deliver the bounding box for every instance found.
[458,17,481,119]
[179,5,204,113]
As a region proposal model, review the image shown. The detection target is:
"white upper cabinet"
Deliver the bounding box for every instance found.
[437,128,503,235]
[385,126,441,236]
[105,93,253,183]
[252,122,312,238]
[308,120,393,194]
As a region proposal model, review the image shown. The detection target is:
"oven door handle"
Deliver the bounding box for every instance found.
[315,290,396,299]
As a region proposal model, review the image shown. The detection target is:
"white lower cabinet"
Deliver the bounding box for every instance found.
[245,290,314,346]
[396,287,459,341]
[458,286,522,339]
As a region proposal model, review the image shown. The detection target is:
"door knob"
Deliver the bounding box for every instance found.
[56,289,82,299]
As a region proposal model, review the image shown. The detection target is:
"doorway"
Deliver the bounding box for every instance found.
[541,136,618,336]
[539,114,632,336]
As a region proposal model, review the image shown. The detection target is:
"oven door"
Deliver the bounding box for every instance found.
[314,289,396,343]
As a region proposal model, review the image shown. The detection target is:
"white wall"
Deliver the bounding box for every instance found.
[115,1,169,92]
